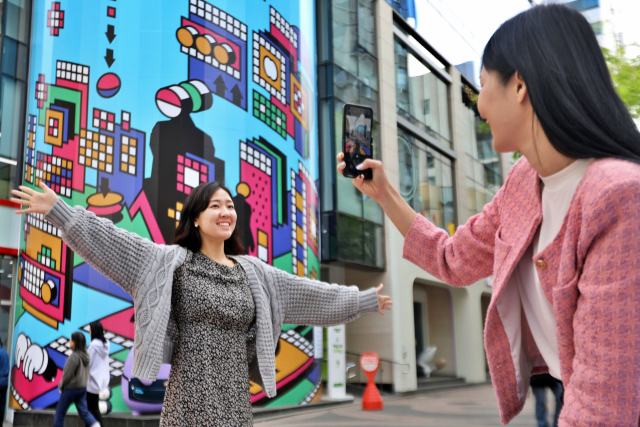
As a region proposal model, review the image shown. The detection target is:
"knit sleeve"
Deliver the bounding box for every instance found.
[268,265,379,327]
[559,179,640,426]
[44,197,164,297]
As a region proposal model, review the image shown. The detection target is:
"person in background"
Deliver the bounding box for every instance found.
[530,373,563,427]
[55,332,99,427]
[87,321,110,426]
[0,341,9,423]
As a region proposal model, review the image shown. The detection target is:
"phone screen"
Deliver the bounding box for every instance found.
[342,104,373,179]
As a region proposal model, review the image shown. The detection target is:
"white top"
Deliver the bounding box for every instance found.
[514,158,593,380]
[87,339,110,394]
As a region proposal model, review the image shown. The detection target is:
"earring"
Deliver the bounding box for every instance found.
[195,224,199,228]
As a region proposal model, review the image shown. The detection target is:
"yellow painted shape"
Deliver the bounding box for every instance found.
[296,193,303,211]
[44,109,64,147]
[176,27,195,47]
[196,36,212,56]
[24,227,63,272]
[296,226,304,246]
[86,192,123,207]
[9,393,22,410]
[250,381,262,395]
[274,339,310,382]
[258,230,268,247]
[259,46,282,91]
[297,260,305,277]
[23,301,58,328]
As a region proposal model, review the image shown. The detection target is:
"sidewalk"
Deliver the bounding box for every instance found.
[255,385,544,426]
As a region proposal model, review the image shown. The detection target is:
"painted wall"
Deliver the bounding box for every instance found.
[11,0,321,414]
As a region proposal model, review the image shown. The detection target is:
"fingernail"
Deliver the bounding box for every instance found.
[356,163,364,170]
[338,162,345,168]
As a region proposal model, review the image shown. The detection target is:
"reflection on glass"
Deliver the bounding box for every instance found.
[394,38,451,148]
[397,129,455,235]
[461,92,502,217]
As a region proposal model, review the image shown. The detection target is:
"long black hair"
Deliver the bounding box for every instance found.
[172,181,245,255]
[71,331,87,353]
[90,321,107,344]
[482,4,640,163]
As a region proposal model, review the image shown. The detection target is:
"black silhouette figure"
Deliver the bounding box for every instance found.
[232,183,254,254]
[143,96,225,244]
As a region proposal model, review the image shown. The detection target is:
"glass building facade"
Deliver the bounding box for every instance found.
[0,0,31,199]
[461,84,502,217]
[317,0,385,269]
[394,18,456,235]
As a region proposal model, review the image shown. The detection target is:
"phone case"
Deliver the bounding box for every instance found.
[342,104,373,180]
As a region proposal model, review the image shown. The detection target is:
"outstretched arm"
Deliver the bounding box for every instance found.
[267,264,391,327]
[11,182,174,297]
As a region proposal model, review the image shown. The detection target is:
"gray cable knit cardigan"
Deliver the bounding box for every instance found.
[44,198,379,398]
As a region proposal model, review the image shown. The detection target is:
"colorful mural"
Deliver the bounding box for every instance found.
[12,0,321,414]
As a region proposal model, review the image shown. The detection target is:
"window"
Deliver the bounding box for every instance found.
[0,0,32,200]
[394,38,451,148]
[461,85,502,218]
[398,128,456,235]
[317,0,384,269]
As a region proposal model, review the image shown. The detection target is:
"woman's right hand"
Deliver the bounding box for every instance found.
[336,153,391,203]
[10,182,59,215]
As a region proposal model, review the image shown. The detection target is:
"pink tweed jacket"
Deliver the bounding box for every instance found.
[403,157,640,426]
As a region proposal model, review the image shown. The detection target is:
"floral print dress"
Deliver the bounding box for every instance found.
[160,251,256,426]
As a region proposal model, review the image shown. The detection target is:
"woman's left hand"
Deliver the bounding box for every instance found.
[376,284,393,315]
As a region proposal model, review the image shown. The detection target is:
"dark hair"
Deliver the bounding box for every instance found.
[172,181,245,255]
[482,4,640,163]
[90,321,107,344]
[71,332,87,352]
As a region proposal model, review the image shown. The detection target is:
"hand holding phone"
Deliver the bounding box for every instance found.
[342,104,374,180]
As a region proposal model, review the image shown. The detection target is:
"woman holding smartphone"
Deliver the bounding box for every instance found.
[339,5,640,426]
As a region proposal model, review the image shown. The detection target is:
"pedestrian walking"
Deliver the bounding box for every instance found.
[87,321,110,427]
[530,373,563,427]
[54,332,99,427]
[337,4,640,426]
[10,180,392,427]
[0,341,9,423]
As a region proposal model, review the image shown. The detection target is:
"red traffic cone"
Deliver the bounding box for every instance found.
[360,352,383,410]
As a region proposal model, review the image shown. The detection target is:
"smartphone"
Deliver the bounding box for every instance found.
[342,104,374,180]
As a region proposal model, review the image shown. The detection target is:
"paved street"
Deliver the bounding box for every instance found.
[256,385,543,426]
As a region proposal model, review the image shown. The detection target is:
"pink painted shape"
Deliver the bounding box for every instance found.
[185,186,191,195]
[177,154,184,164]
[201,174,207,182]
[181,17,241,71]
[240,161,272,264]
[177,183,184,192]
[300,173,319,258]
[123,122,130,131]
[101,306,135,339]
[270,23,298,74]
[128,191,165,244]
[201,165,208,174]
[11,365,63,404]
[19,252,66,322]
[185,158,191,167]
[52,135,85,192]
[177,164,184,173]
[271,96,294,138]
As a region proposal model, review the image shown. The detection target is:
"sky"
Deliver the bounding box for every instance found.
[411,0,532,84]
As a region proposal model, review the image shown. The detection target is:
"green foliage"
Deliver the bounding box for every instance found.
[603,44,640,119]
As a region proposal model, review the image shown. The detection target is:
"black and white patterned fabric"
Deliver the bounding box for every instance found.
[160,251,256,427]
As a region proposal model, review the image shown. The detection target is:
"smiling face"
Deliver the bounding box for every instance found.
[477,67,532,154]
[193,188,237,244]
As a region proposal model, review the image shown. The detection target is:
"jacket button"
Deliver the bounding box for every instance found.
[536,259,547,269]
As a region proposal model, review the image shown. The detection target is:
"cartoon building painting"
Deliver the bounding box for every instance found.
[12,0,321,414]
